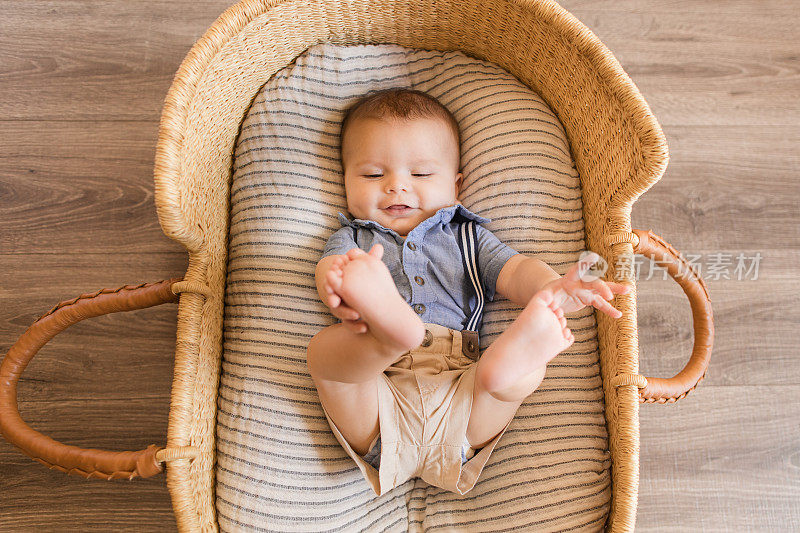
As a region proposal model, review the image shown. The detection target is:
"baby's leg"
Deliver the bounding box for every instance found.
[465,291,574,449]
[307,247,425,455]
[307,323,383,456]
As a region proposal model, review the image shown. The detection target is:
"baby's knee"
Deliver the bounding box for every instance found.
[306,324,337,375]
[506,365,546,401]
[480,363,546,402]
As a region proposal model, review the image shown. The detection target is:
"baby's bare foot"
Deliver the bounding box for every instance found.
[478,289,575,394]
[331,244,425,355]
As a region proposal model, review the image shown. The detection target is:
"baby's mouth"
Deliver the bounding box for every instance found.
[384,205,415,215]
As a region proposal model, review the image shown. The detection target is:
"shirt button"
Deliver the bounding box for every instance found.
[407,242,417,250]
[414,276,425,286]
[413,304,426,315]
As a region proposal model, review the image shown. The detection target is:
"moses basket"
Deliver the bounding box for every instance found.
[0,0,713,531]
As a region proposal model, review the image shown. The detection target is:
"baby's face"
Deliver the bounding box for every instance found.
[341,116,463,237]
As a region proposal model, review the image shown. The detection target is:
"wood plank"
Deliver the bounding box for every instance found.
[630,124,799,251]
[562,0,797,15]
[0,254,186,401]
[560,6,800,127]
[0,120,186,254]
[0,2,798,126]
[0,1,230,122]
[0,0,797,531]
[0,399,174,532]
[634,274,798,387]
[0,398,169,455]
[1,121,796,253]
[637,385,800,531]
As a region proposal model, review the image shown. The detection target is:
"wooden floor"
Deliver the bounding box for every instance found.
[1,1,797,531]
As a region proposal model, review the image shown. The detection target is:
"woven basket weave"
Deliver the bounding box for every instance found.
[154,2,670,529]
[0,0,714,531]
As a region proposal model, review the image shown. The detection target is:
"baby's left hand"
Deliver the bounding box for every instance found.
[541,252,630,318]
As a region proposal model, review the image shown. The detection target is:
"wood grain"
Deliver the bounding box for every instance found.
[1,0,798,531]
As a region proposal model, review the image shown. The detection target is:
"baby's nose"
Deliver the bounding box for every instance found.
[385,175,409,192]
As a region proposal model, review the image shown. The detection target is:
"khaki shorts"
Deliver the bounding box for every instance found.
[321,323,512,496]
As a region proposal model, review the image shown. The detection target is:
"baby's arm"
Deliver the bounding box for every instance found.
[497,253,629,317]
[495,254,560,307]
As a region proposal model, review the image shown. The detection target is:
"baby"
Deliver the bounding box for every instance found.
[307,88,628,496]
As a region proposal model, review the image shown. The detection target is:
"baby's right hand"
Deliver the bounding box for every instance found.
[323,254,369,334]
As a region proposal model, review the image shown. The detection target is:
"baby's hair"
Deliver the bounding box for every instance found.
[339,88,461,163]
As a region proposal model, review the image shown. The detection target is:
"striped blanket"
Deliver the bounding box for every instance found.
[217,42,611,532]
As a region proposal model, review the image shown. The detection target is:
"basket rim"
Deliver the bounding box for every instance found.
[153,0,668,250]
[153,2,668,532]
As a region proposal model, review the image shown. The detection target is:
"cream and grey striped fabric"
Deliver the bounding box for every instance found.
[218,43,611,532]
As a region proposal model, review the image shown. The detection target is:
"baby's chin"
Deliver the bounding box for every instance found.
[386,205,456,233]
[350,201,461,234]
[385,213,422,233]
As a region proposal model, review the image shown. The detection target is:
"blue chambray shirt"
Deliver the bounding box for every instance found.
[321,204,520,332]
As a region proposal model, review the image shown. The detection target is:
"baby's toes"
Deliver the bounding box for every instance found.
[546,298,561,314]
[557,315,567,329]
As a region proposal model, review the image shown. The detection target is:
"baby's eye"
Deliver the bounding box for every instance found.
[412,173,432,177]
[364,174,383,178]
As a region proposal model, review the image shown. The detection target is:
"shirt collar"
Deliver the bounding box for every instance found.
[336,204,490,236]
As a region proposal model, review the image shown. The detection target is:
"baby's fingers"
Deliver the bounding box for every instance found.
[343,318,368,334]
[331,302,361,321]
[585,279,614,301]
[326,292,341,309]
[607,282,631,295]
[325,268,344,293]
[565,251,601,283]
[571,288,597,307]
[592,294,623,319]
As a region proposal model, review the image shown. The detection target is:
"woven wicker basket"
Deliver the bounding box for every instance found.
[0,0,714,531]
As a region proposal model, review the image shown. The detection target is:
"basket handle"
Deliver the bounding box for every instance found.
[0,278,186,479]
[617,229,714,403]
